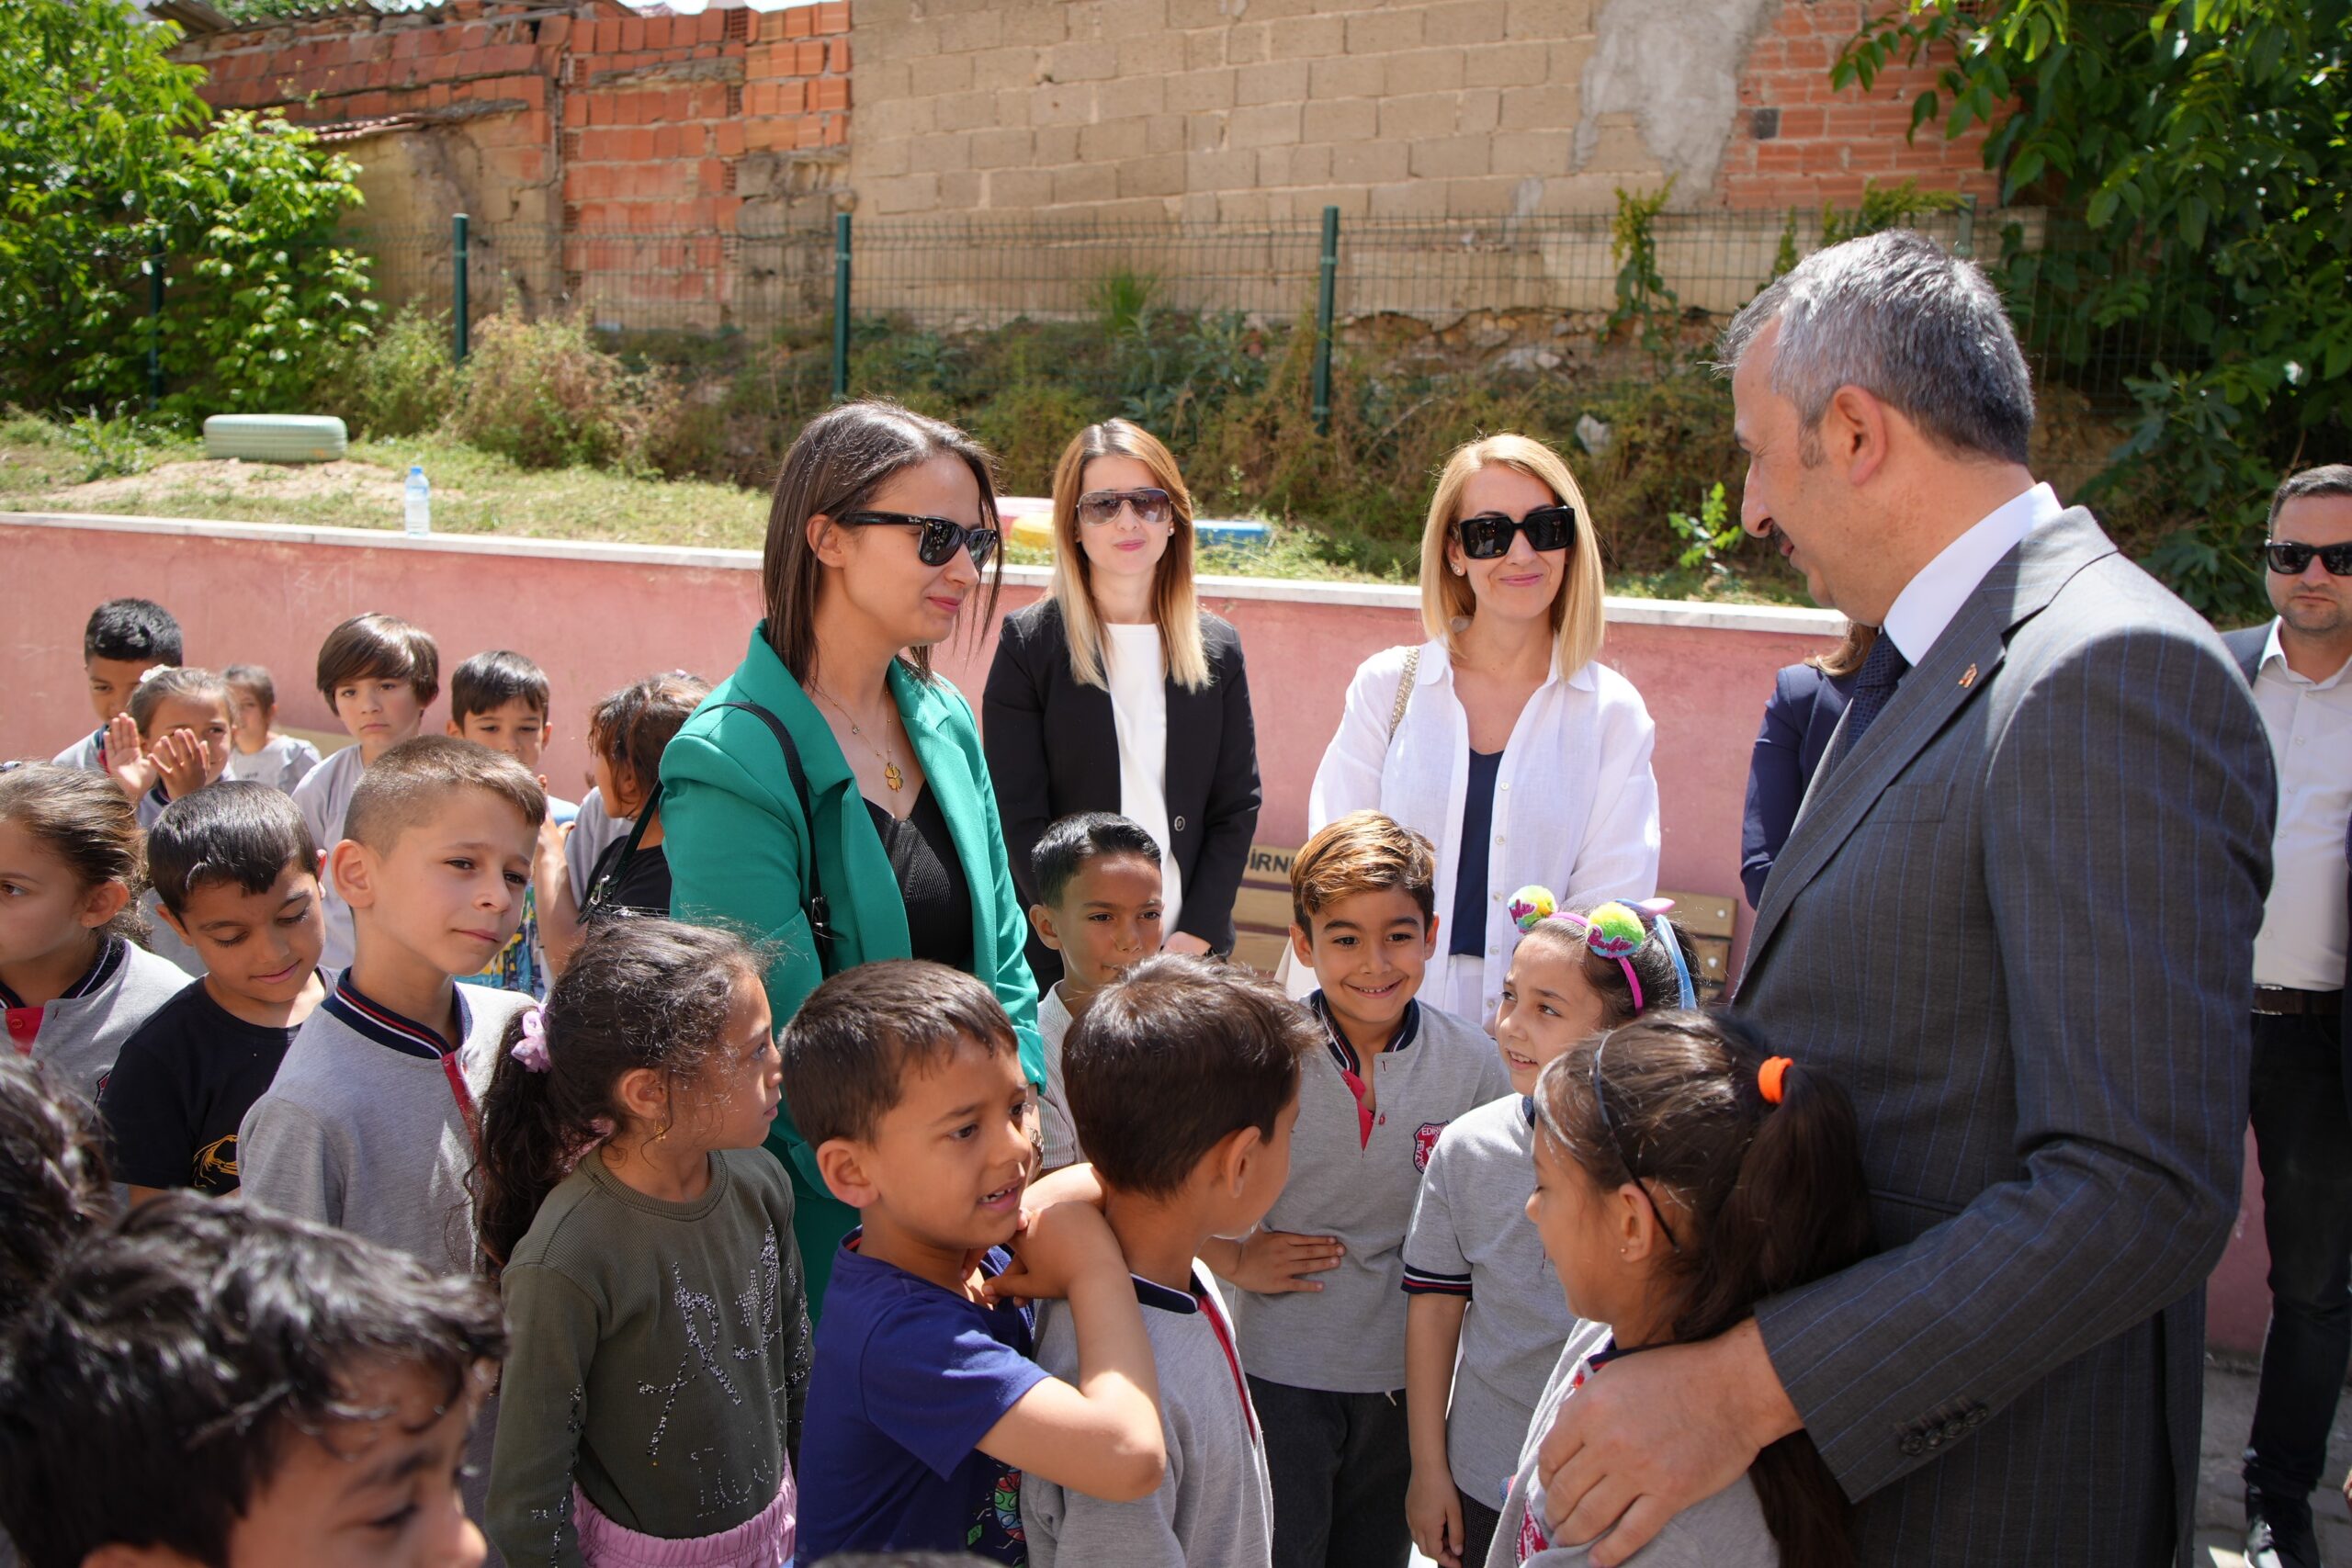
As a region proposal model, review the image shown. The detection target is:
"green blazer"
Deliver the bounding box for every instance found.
[662,623,1043,1311]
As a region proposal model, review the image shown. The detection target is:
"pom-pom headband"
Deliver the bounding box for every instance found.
[1510,887,1697,1012]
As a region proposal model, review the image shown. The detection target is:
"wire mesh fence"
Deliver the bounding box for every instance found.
[177,206,2172,404]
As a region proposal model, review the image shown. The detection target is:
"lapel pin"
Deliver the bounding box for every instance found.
[1958,663,1978,689]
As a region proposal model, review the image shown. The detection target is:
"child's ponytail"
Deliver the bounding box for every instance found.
[1534,1010,1873,1568]
[469,918,763,1271]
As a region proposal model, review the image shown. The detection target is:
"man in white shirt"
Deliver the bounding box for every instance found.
[2224,465,2352,1568]
[1521,229,2274,1568]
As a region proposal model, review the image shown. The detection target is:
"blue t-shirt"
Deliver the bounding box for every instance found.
[797,1232,1051,1564]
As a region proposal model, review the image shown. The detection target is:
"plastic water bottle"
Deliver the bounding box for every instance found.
[403,465,431,536]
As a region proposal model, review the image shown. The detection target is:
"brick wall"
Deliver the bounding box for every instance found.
[1718,0,1998,209]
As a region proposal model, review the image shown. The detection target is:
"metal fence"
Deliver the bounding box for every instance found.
[157,205,2177,410]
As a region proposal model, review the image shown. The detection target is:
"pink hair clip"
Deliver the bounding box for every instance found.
[511,1006,551,1073]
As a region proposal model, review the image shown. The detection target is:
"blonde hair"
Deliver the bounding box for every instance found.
[1811,620,1877,680]
[1418,434,1607,676]
[1048,421,1211,693]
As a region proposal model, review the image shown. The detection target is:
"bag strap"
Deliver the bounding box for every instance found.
[710,699,840,971]
[579,784,661,921]
[1385,645,1422,746]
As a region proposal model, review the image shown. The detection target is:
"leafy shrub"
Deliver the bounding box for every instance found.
[448,310,683,475]
[345,305,458,438]
[62,409,180,482]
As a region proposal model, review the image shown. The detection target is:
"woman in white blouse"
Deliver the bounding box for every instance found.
[983,419,1261,990]
[1306,432,1660,1023]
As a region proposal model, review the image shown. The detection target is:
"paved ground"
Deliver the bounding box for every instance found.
[1413,1357,2352,1568]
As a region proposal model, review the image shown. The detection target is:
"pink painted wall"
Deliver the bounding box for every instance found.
[0,516,2276,1356]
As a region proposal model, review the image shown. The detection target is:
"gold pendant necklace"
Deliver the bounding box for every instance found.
[810,682,905,791]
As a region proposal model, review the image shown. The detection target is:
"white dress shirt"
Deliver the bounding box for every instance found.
[2249,620,2352,991]
[1305,638,1661,1025]
[1881,482,2066,665]
[1103,623,1185,937]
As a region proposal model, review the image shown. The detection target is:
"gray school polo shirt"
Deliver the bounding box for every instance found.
[1227,993,1512,1394]
[6,935,187,1106]
[1486,1321,1776,1568]
[1036,980,1081,1170]
[289,744,367,973]
[1023,1268,1272,1568]
[238,973,532,1278]
[1403,1093,1578,1511]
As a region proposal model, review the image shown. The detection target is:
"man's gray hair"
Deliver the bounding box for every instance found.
[2268,464,2352,529]
[1720,229,2034,466]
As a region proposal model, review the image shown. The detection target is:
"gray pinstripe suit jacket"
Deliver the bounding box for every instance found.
[1737,508,2276,1566]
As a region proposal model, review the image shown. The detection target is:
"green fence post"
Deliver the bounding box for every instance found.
[1312,206,1340,435]
[1955,193,1978,259]
[146,236,165,411]
[832,212,853,401]
[452,213,470,362]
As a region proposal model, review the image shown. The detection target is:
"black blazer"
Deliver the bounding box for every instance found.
[1739,660,1858,908]
[982,597,1261,987]
[2223,622,2352,1102]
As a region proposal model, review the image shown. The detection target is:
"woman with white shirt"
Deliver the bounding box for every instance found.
[1306,433,1660,1023]
[983,419,1261,990]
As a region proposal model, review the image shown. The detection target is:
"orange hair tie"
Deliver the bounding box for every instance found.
[1758,1056,1793,1106]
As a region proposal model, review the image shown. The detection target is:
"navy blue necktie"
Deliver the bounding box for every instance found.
[1834,634,1910,764]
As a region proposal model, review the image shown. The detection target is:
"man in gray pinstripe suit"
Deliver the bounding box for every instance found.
[1530,230,2277,1566]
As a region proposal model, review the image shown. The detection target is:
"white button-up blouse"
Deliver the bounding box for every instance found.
[1305,637,1663,1023]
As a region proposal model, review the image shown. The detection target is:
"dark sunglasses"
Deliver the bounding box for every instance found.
[839,510,1000,568]
[1077,488,1174,527]
[1453,503,1577,560]
[2259,539,2352,577]
[1589,1037,1681,1254]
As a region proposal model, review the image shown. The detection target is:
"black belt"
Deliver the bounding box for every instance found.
[2254,986,2344,1018]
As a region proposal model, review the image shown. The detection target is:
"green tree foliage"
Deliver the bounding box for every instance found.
[0,0,373,419]
[1836,0,2351,618]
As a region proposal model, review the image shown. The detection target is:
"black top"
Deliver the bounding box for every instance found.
[96,978,301,1194]
[1451,748,1505,956]
[981,599,1261,987]
[584,832,673,924]
[866,787,974,972]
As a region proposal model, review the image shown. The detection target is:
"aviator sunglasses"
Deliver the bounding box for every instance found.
[1077,488,1174,527]
[1453,503,1577,560]
[2259,539,2352,577]
[839,510,1001,568]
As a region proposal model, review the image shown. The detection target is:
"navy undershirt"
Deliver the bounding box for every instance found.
[1451,748,1504,957]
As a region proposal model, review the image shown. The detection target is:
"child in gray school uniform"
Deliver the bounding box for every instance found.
[222,664,322,793]
[51,598,181,774]
[1496,1012,1874,1568]
[1204,811,1511,1568]
[1022,955,1318,1567]
[0,766,187,1108]
[239,737,544,1540]
[1403,894,1702,1568]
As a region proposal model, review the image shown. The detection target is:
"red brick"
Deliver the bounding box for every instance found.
[816,2,850,36]
[696,11,725,44]
[810,76,848,111]
[714,118,746,156]
[693,157,722,192]
[823,112,847,145]
[645,17,673,49]
[830,39,851,73]
[620,17,646,51]
[795,40,824,74]
[630,127,658,160]
[782,7,813,39]
[538,16,570,49]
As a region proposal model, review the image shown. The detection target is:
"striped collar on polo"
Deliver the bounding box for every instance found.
[322,969,470,1059]
[0,932,126,1014]
[1306,989,1422,1077]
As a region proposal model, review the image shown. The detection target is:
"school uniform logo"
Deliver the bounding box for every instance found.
[1413,1122,1447,1172]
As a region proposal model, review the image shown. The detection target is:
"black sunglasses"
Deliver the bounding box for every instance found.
[1453,503,1577,560]
[1589,1036,1681,1254]
[2259,539,2352,577]
[839,510,1001,568]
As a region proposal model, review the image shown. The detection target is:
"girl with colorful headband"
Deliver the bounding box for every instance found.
[1501,1012,1875,1566]
[1400,888,1699,1566]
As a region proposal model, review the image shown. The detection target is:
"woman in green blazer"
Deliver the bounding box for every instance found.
[662,400,1042,1312]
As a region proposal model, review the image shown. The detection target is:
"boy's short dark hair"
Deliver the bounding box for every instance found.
[449,649,552,724]
[221,662,277,713]
[0,1194,506,1568]
[1065,955,1316,1200]
[344,735,548,852]
[84,598,182,666]
[590,671,710,788]
[314,612,440,706]
[148,783,321,917]
[780,960,1017,1146]
[1290,809,1437,930]
[1030,812,1161,909]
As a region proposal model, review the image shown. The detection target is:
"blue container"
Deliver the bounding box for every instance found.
[1194,518,1272,551]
